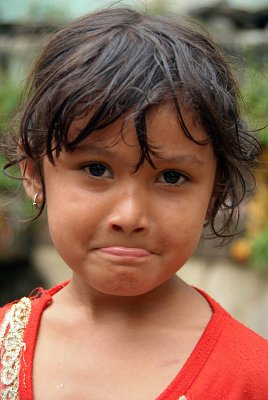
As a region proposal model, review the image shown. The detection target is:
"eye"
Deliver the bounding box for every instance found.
[83,163,113,178]
[156,170,187,186]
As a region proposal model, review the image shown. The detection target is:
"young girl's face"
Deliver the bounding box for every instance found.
[40,103,216,296]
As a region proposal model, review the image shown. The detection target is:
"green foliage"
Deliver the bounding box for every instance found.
[241,62,268,271]
[0,157,15,190]
[0,77,19,191]
[250,224,268,272]
[28,3,68,23]
[0,79,18,134]
[240,64,268,147]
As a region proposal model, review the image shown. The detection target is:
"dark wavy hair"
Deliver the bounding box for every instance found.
[1,7,261,238]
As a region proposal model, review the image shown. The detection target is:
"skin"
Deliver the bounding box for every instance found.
[24,103,217,399]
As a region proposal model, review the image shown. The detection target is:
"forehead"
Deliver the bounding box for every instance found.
[146,103,208,145]
[68,103,209,151]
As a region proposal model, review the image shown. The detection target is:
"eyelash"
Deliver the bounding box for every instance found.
[156,170,188,186]
[81,162,189,186]
[81,162,113,179]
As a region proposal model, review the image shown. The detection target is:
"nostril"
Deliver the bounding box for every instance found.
[110,224,145,233]
[135,227,144,233]
[111,224,122,232]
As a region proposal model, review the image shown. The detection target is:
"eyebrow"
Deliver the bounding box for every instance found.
[71,144,205,166]
[70,144,118,156]
[156,154,205,166]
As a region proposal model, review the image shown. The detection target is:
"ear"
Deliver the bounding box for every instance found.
[20,158,43,206]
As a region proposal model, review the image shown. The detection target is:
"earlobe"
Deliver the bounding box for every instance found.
[20,158,43,206]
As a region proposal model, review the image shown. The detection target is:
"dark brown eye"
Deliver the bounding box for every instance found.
[84,163,112,178]
[88,163,106,176]
[157,170,187,185]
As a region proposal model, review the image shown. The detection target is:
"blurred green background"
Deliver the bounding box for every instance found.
[0,0,267,336]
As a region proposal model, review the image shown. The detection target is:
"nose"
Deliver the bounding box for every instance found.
[107,189,150,234]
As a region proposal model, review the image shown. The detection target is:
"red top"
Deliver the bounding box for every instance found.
[0,282,268,400]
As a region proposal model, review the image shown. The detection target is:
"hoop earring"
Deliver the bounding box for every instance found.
[33,192,39,209]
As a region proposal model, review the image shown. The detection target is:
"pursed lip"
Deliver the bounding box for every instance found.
[97,246,153,258]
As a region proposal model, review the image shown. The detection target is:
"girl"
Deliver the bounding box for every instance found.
[0,7,267,400]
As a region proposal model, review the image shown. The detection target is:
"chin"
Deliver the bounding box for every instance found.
[92,280,158,297]
[99,287,153,297]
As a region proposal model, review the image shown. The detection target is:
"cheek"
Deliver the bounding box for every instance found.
[160,198,208,252]
[46,206,91,275]
[47,203,93,245]
[45,183,109,260]
[164,219,202,249]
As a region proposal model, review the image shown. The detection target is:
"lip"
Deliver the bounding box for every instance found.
[98,247,151,258]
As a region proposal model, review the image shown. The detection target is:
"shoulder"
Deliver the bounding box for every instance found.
[202,290,268,361]
[0,286,55,336]
[0,289,49,343]
[0,281,70,327]
[206,294,268,393]
[0,281,69,318]
[0,284,66,398]
[0,288,47,317]
[0,302,11,322]
[220,312,268,363]
[0,291,48,398]
[193,290,268,397]
[216,316,268,396]
[207,292,268,354]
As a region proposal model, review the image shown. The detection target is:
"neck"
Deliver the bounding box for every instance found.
[51,274,212,338]
[54,274,197,326]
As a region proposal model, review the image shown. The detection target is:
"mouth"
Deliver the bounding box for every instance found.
[98,247,152,258]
